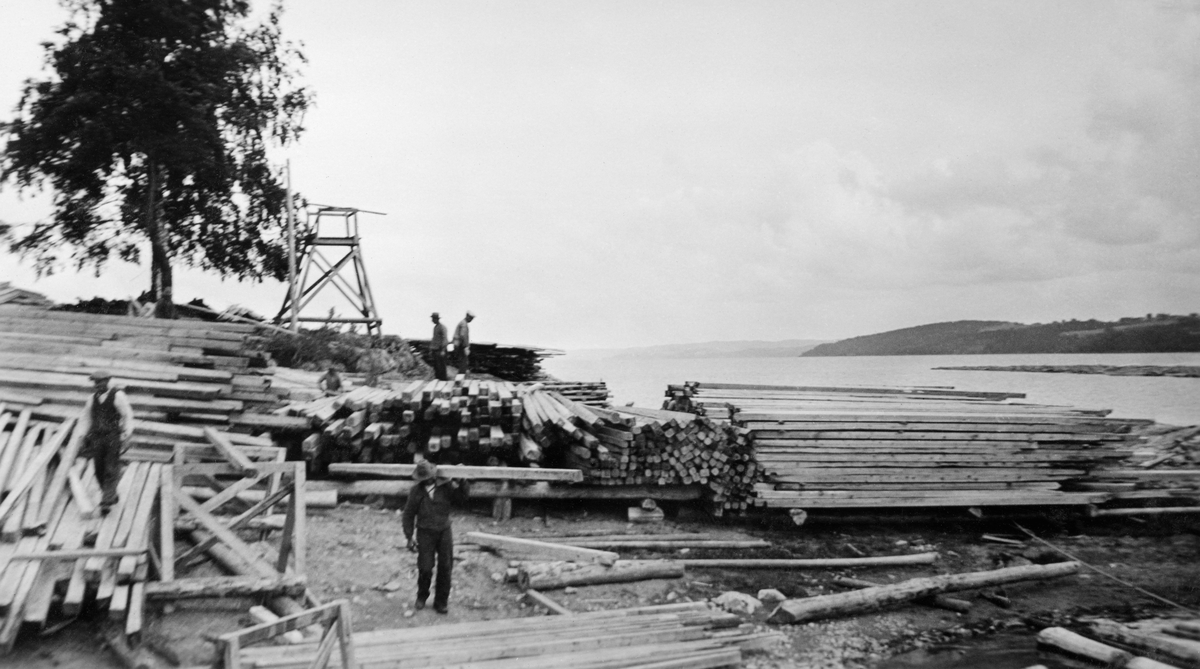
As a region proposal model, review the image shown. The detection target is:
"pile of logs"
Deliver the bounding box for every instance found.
[286,380,759,511]
[283,379,529,466]
[669,382,1141,511]
[0,410,159,651]
[0,306,309,456]
[407,339,563,381]
[1038,619,1200,668]
[555,405,761,513]
[233,601,762,669]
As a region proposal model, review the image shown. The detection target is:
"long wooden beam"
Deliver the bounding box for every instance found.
[327,463,583,482]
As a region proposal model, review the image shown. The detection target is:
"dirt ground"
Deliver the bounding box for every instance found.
[10,497,1200,669]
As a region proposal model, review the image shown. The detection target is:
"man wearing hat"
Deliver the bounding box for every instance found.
[76,370,135,513]
[401,460,469,613]
[452,311,474,375]
[430,312,448,381]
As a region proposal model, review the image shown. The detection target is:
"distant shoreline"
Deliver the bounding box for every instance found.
[934,364,1200,378]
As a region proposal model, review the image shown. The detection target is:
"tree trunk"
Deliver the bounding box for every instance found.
[768,561,1079,624]
[143,160,174,319]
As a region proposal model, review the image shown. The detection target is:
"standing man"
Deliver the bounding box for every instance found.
[402,461,469,613]
[453,311,474,375]
[76,370,135,513]
[430,312,448,381]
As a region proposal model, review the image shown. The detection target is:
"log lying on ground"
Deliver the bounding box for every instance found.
[680,553,938,569]
[768,561,1079,624]
[331,479,704,500]
[518,560,686,591]
[466,532,618,565]
[1088,619,1200,668]
[834,577,970,613]
[1037,627,1182,669]
[548,539,771,550]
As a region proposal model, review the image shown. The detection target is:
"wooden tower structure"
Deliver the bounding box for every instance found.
[276,204,384,336]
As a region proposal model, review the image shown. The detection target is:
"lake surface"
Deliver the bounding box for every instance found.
[542,352,1200,426]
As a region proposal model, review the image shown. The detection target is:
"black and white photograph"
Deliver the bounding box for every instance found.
[0,1,1198,667]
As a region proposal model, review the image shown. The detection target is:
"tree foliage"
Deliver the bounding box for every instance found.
[1,0,311,315]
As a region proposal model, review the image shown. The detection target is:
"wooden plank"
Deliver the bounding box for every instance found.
[204,427,257,472]
[144,574,306,600]
[217,600,343,647]
[173,487,278,577]
[327,463,584,482]
[466,532,618,565]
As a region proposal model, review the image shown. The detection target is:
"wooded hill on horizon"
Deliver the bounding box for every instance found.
[803,314,1200,357]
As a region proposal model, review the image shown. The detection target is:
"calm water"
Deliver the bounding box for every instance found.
[542,352,1200,426]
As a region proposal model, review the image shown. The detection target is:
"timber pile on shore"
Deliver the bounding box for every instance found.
[935,363,1200,378]
[284,379,763,511]
[0,306,309,459]
[666,381,1144,511]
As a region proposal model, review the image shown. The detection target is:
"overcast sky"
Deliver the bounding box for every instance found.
[1,1,1197,349]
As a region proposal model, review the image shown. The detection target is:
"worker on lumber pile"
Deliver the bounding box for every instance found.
[77,370,135,513]
[452,310,474,375]
[318,367,343,396]
[430,312,449,381]
[402,460,469,614]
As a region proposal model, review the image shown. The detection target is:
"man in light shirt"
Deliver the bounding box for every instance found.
[76,370,135,513]
[452,311,474,375]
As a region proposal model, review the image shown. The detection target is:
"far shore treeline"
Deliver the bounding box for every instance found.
[804,314,1200,357]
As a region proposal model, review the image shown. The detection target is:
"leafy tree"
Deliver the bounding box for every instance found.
[1,0,311,317]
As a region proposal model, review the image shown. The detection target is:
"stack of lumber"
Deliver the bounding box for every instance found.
[556,404,760,514]
[407,339,563,381]
[0,409,161,652]
[671,382,1139,511]
[539,381,610,406]
[282,379,528,465]
[0,283,51,308]
[0,306,309,455]
[1076,425,1200,510]
[291,381,762,510]
[233,601,762,669]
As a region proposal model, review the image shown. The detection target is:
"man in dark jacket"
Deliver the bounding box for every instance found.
[402,461,468,613]
[430,312,448,381]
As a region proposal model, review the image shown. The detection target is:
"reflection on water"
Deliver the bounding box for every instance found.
[543,352,1200,426]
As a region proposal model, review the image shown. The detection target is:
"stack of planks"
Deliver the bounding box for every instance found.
[556,405,760,514]
[407,339,563,382]
[671,382,1139,511]
[0,283,52,308]
[233,601,761,669]
[0,409,161,652]
[0,305,310,455]
[539,381,611,406]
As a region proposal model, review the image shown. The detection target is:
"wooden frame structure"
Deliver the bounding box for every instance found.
[219,600,356,669]
[275,204,384,336]
[159,458,307,595]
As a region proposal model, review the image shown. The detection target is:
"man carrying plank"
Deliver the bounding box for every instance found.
[402,460,469,614]
[77,369,134,513]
